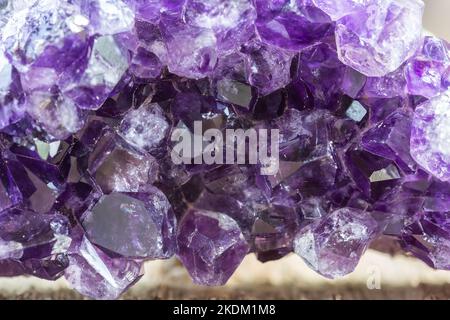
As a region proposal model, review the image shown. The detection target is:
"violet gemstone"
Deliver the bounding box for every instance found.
[405,36,450,98]
[124,0,162,23]
[1,0,450,299]
[177,208,249,286]
[401,206,450,270]
[296,42,359,109]
[312,0,372,21]
[118,102,171,156]
[255,0,333,51]
[362,66,407,99]
[335,0,424,77]
[65,232,143,300]
[2,0,90,73]
[410,91,450,181]
[361,110,417,173]
[184,0,256,52]
[83,126,158,194]
[81,0,135,36]
[25,90,87,140]
[242,39,295,95]
[0,208,70,280]
[61,35,130,110]
[0,152,23,212]
[0,54,25,129]
[82,189,177,259]
[294,207,379,278]
[159,14,218,79]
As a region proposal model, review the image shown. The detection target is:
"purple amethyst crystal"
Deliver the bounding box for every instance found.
[177,208,249,286]
[2,0,90,73]
[65,230,143,300]
[312,0,372,21]
[410,91,450,181]
[82,188,177,259]
[118,102,171,156]
[184,0,256,52]
[159,14,218,79]
[1,0,449,299]
[242,39,295,95]
[0,208,70,280]
[401,210,450,270]
[0,53,24,129]
[294,207,379,278]
[335,0,424,77]
[254,0,333,51]
[405,36,450,98]
[61,35,130,110]
[361,110,417,173]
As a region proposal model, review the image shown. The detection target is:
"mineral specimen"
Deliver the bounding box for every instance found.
[0,0,449,299]
[335,0,424,77]
[410,91,450,181]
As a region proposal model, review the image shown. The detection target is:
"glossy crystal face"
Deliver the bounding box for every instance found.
[0,0,449,299]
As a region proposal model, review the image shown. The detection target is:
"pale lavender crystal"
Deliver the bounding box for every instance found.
[242,39,294,95]
[0,239,23,260]
[0,208,70,280]
[61,35,130,110]
[25,90,86,140]
[177,208,249,286]
[82,189,177,259]
[335,0,424,77]
[124,0,162,23]
[405,36,450,98]
[2,0,450,298]
[118,102,170,156]
[411,91,450,181]
[0,53,24,129]
[159,14,217,79]
[123,20,166,79]
[362,66,407,98]
[184,0,256,52]
[129,47,163,79]
[362,110,416,173]
[255,0,333,51]
[80,0,135,36]
[312,0,372,20]
[294,207,378,278]
[84,128,158,193]
[124,0,184,22]
[2,0,89,73]
[65,232,143,300]
[443,67,450,89]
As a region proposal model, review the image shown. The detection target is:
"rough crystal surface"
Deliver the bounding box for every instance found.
[82,189,177,259]
[335,0,424,77]
[294,207,378,278]
[119,102,170,156]
[177,209,249,286]
[65,231,142,300]
[411,91,450,181]
[254,0,333,51]
[1,0,449,300]
[405,36,450,98]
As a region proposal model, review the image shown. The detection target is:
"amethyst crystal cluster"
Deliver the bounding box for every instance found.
[0,0,449,299]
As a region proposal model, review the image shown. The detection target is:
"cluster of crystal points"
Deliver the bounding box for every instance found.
[1,0,450,299]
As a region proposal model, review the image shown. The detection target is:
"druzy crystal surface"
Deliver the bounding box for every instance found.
[0,0,449,299]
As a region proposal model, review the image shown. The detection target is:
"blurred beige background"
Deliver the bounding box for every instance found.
[423,0,450,41]
[1,0,450,300]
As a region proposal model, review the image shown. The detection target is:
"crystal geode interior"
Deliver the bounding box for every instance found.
[1,0,450,299]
